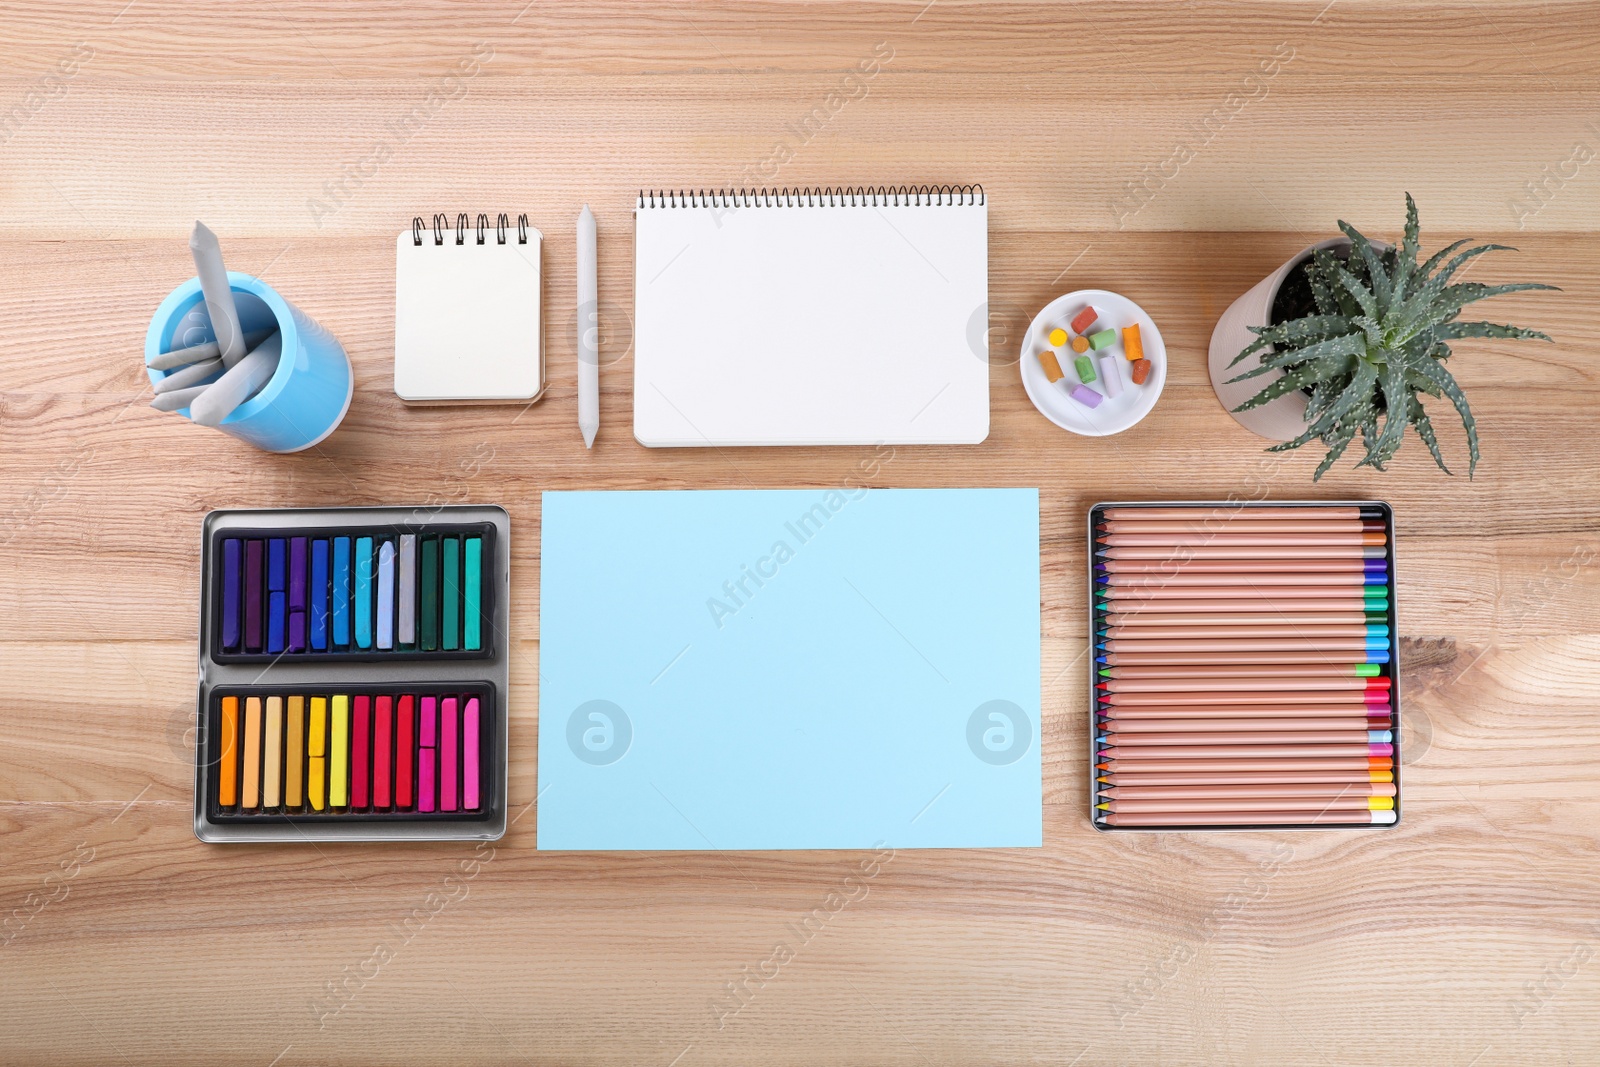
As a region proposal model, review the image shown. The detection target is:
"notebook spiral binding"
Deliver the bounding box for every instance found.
[637,185,985,209]
[412,213,531,246]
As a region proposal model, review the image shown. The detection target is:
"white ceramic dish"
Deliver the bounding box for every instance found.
[1019,289,1167,436]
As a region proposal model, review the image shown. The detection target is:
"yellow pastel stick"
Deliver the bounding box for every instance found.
[285,695,305,808]
[308,696,327,812]
[1122,323,1144,361]
[242,697,262,810]
[330,694,349,807]
[263,696,283,808]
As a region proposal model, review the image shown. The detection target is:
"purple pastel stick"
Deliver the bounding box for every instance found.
[289,536,308,611]
[1069,383,1104,408]
[221,539,241,651]
[288,611,307,653]
[244,540,264,652]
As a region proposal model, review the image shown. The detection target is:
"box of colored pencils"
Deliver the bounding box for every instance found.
[195,506,509,842]
[1089,501,1399,832]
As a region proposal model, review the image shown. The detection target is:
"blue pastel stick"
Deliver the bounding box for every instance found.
[333,536,352,647]
[220,539,241,651]
[310,539,330,650]
[267,591,286,653]
[268,537,286,592]
[376,540,395,650]
[354,536,374,649]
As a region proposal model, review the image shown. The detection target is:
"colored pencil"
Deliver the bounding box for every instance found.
[1101,626,1387,643]
[1102,614,1386,628]
[1097,520,1384,534]
[1100,676,1389,693]
[1099,506,1382,520]
[1100,730,1391,746]
[1098,546,1387,560]
[1099,664,1382,678]
[1100,718,1390,733]
[1099,639,1388,654]
[1097,573,1385,588]
[1099,771,1393,786]
[1099,650,1390,666]
[1099,586,1388,602]
[1099,810,1397,826]
[1097,743,1392,759]
[1101,533,1387,548]
[1098,796,1393,814]
[1099,705,1389,719]
[1099,756,1393,772]
[1099,558,1386,574]
[1101,782,1394,798]
[1099,598,1386,613]
[1100,687,1388,703]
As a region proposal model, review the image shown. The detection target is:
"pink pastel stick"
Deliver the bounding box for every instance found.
[441,697,458,812]
[418,696,438,813]
[463,697,481,811]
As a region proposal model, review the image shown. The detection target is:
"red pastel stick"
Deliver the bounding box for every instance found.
[373,695,393,809]
[441,696,459,812]
[396,695,415,809]
[352,695,371,809]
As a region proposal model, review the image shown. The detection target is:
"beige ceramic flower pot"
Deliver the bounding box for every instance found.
[1207,237,1351,441]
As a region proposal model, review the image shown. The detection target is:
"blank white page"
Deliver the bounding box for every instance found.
[633,196,988,446]
[394,229,544,402]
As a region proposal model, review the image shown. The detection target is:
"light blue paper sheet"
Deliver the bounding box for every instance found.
[537,488,1040,850]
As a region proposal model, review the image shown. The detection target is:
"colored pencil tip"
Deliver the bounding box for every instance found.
[1098,668,1111,677]
[1095,656,1108,663]
[1096,803,1110,810]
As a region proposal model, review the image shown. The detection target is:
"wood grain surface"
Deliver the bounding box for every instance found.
[3,2,1598,1064]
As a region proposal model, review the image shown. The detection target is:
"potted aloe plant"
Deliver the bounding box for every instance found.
[1207,195,1555,479]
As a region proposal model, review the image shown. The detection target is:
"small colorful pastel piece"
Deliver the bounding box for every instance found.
[1069,383,1103,408]
[1088,328,1117,351]
[1074,355,1097,383]
[1048,327,1068,347]
[1038,350,1065,383]
[1131,358,1152,385]
[1098,352,1124,398]
[1071,335,1090,353]
[1070,306,1098,334]
[1123,323,1144,362]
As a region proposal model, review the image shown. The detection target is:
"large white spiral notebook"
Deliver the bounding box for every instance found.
[633,187,989,447]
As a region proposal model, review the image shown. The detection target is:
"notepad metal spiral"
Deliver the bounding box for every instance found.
[636,185,985,209]
[412,213,531,246]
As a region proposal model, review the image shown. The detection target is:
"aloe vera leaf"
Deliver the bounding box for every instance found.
[1409,355,1480,477]
[1226,335,1364,384]
[1364,355,1412,467]
[1393,193,1421,299]
[1409,396,1452,475]
[1233,356,1351,411]
[1433,320,1553,343]
[1313,421,1360,481]
[1339,220,1392,315]
[1332,264,1379,319]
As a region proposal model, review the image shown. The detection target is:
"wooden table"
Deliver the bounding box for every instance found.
[3,3,1598,1063]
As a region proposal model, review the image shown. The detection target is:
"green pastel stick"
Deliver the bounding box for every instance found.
[464,537,482,651]
[442,536,461,651]
[1088,328,1117,350]
[1074,354,1097,383]
[420,536,440,651]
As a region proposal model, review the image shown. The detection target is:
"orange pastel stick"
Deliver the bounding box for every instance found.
[219,697,239,807]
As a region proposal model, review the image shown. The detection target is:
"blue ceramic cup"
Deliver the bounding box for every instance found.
[145,272,353,453]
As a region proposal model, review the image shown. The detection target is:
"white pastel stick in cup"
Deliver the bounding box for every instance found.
[189,331,283,427]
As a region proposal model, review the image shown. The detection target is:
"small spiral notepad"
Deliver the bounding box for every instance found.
[633,186,990,447]
[394,212,544,403]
